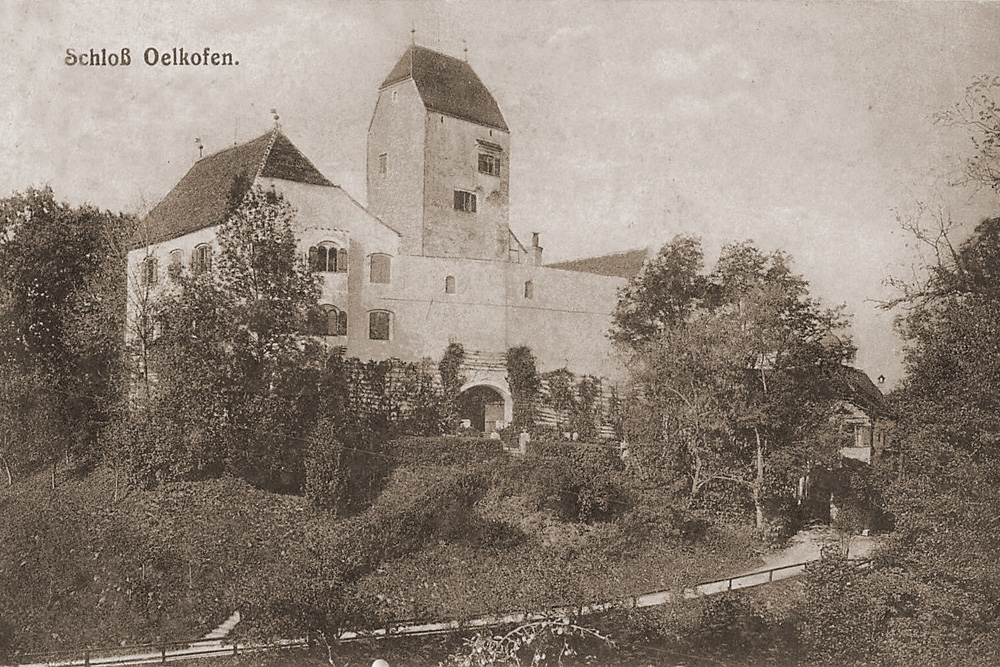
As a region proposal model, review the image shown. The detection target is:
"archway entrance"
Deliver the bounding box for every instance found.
[458,385,506,433]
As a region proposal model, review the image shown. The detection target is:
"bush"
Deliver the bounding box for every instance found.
[524,441,626,522]
[386,436,504,467]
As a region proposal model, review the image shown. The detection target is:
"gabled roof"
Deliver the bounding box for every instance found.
[137,130,333,247]
[834,366,890,417]
[546,247,651,279]
[381,45,509,132]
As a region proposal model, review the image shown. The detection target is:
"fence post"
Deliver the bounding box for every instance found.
[233,642,238,656]
[161,645,167,664]
[84,648,90,666]
[769,568,774,583]
[727,578,732,592]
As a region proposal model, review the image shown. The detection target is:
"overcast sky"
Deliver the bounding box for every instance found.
[3,0,1000,386]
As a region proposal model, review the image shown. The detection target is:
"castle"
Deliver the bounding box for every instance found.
[128,44,643,433]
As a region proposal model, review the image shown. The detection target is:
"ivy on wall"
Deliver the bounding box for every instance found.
[438,342,466,432]
[506,345,540,434]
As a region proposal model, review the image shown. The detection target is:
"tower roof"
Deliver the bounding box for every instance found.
[381,45,509,132]
[138,130,332,246]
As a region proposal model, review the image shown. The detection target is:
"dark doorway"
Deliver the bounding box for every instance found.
[458,385,505,433]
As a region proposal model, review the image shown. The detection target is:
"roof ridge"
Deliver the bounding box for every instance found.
[256,128,281,180]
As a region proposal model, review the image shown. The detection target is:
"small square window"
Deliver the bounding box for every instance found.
[379,153,387,177]
[454,190,476,213]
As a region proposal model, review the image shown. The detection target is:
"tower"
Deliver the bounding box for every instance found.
[367,44,510,261]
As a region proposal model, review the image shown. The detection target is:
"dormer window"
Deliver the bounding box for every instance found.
[454,190,476,213]
[309,243,347,273]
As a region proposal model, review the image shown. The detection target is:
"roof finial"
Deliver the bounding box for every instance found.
[195,136,203,160]
[270,108,281,131]
[462,38,468,61]
[410,23,416,45]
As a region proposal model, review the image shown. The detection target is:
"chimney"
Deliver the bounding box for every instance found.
[531,232,543,265]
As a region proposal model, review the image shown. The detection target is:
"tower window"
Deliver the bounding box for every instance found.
[309,243,346,273]
[379,153,387,177]
[369,253,391,284]
[454,190,477,213]
[192,244,212,274]
[478,153,501,176]
[391,90,398,103]
[524,280,534,299]
[445,275,456,294]
[308,305,348,337]
[369,310,391,341]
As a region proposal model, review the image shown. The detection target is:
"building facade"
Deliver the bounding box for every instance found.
[128,45,630,432]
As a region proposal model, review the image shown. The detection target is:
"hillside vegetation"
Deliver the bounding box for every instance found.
[0,436,762,659]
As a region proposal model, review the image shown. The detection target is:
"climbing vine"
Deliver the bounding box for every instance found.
[506,345,540,434]
[439,342,466,432]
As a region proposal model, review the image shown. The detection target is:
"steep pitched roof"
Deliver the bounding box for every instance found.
[546,248,651,279]
[834,366,890,417]
[381,45,509,132]
[137,130,333,246]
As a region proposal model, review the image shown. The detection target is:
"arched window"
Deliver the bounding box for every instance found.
[369,253,391,284]
[140,256,158,286]
[524,280,534,299]
[309,242,346,273]
[445,275,456,294]
[307,305,348,337]
[192,244,212,274]
[169,249,183,267]
[368,310,391,340]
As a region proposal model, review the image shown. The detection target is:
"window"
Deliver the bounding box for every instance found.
[169,249,183,267]
[309,243,346,273]
[308,305,348,337]
[454,190,477,213]
[392,90,398,103]
[369,253,391,284]
[445,275,456,294]
[524,280,534,299]
[369,310,391,341]
[140,256,158,286]
[192,244,212,274]
[378,153,387,177]
[478,153,501,176]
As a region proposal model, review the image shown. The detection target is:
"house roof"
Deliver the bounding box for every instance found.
[546,247,650,279]
[834,366,890,417]
[381,45,509,132]
[137,130,333,247]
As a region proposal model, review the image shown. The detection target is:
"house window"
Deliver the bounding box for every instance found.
[369,310,391,341]
[169,249,183,267]
[478,153,500,176]
[140,256,158,286]
[309,243,346,273]
[524,280,534,299]
[392,90,398,103]
[453,190,477,213]
[192,244,212,274]
[308,305,348,337]
[379,153,388,177]
[369,253,391,284]
[445,275,456,294]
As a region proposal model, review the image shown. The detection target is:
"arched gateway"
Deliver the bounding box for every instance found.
[458,381,513,433]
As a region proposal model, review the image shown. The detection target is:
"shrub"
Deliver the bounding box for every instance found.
[525,441,626,522]
[386,435,504,467]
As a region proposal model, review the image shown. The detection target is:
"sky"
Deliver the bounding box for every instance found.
[3,0,1000,387]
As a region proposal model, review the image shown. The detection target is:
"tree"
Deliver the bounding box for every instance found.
[619,238,853,527]
[611,234,711,348]
[0,187,133,486]
[142,185,322,489]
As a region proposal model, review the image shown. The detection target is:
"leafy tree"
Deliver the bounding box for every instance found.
[0,187,132,486]
[506,346,540,434]
[439,342,466,432]
[142,185,322,489]
[611,234,711,347]
[619,238,852,527]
